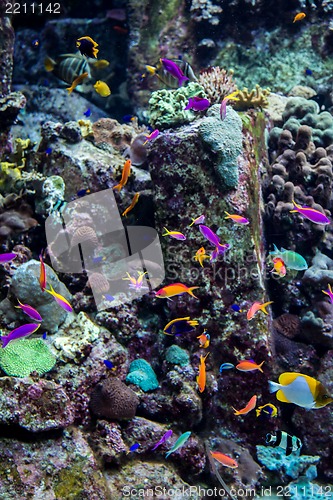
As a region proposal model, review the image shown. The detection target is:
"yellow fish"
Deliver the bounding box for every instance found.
[94,80,111,97]
[194,247,210,267]
[269,372,333,409]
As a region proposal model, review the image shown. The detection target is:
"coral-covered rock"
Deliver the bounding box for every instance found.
[90,378,139,420]
[126,358,159,392]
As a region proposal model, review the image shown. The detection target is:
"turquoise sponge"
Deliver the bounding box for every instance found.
[126,358,159,392]
[165,345,190,366]
[0,339,56,377]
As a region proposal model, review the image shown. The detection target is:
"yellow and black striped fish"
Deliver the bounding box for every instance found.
[144,59,197,88]
[45,53,91,88]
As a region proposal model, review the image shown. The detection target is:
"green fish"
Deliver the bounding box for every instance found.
[165,431,191,458]
[269,244,308,271]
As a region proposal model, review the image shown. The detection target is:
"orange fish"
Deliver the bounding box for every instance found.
[122,193,140,217]
[39,250,46,292]
[197,352,209,392]
[113,159,131,192]
[271,257,286,277]
[194,247,210,267]
[293,12,306,23]
[232,395,257,415]
[247,300,273,320]
[197,330,210,348]
[155,283,199,300]
[210,451,238,468]
[236,360,265,373]
[66,72,89,94]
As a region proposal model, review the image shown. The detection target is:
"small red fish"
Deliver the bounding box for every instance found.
[236,360,265,373]
[155,283,199,300]
[210,451,238,468]
[39,250,46,292]
[293,12,306,23]
[197,352,209,392]
[247,301,273,320]
[232,395,257,416]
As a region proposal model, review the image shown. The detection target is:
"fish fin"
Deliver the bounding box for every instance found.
[258,361,265,373]
[260,301,274,314]
[113,183,122,191]
[188,286,199,298]
[178,75,189,86]
[289,210,298,213]
[1,336,9,348]
[44,56,56,72]
[278,372,303,385]
[162,227,169,236]
[276,390,291,404]
[224,211,231,218]
[268,380,280,393]
[232,407,240,415]
[66,86,73,95]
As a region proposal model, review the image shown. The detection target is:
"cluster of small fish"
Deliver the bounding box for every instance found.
[45,35,111,97]
[0,251,73,348]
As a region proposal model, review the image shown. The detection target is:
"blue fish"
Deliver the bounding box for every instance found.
[77,188,90,197]
[219,363,235,373]
[103,360,115,370]
[92,256,105,264]
[32,38,40,47]
[83,108,92,117]
[230,304,242,312]
[305,68,313,76]
[45,148,52,155]
[42,332,47,340]
[122,114,136,123]
[103,294,115,302]
[127,443,140,454]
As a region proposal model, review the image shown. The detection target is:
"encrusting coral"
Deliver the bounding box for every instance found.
[0,339,56,377]
[89,378,139,420]
[126,358,159,392]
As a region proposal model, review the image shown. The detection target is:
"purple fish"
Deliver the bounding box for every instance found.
[210,243,230,262]
[290,200,330,225]
[185,96,210,112]
[160,58,189,87]
[1,323,41,348]
[15,299,43,322]
[152,430,173,450]
[0,252,17,264]
[199,225,220,247]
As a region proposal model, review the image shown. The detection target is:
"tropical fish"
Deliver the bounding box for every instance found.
[83,108,92,117]
[76,36,99,58]
[77,188,91,197]
[143,129,159,145]
[123,271,148,291]
[113,159,131,192]
[152,430,173,450]
[184,96,210,111]
[39,251,46,292]
[305,68,313,75]
[122,193,140,217]
[197,352,209,392]
[155,283,199,300]
[220,91,240,120]
[126,443,140,454]
[197,331,210,348]
[230,304,242,312]
[123,114,136,123]
[232,395,257,416]
[219,363,235,373]
[160,58,189,87]
[15,299,43,322]
[290,200,330,225]
[163,317,199,336]
[31,38,39,47]
[0,252,17,264]
[66,72,89,94]
[247,301,273,320]
[266,431,302,456]
[104,360,116,370]
[94,80,111,97]
[268,372,333,409]
[1,323,41,348]
[256,403,278,418]
[42,332,47,340]
[162,227,186,241]
[322,284,333,304]
[165,431,191,458]
[210,451,238,468]
[44,54,91,88]
[44,285,73,313]
[271,257,286,277]
[293,12,306,23]
[194,247,210,267]
[144,59,196,89]
[189,215,205,226]
[103,294,115,302]
[199,225,229,256]
[269,244,308,271]
[45,148,52,155]
[224,211,249,225]
[236,360,265,373]
[210,244,230,262]
[92,59,110,69]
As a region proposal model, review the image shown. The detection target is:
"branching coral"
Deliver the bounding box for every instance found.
[198,66,237,103]
[232,85,270,110]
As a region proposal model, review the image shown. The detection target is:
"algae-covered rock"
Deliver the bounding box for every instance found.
[126,358,159,391]
[0,338,56,377]
[198,104,243,190]
[165,345,190,366]
[148,82,207,129]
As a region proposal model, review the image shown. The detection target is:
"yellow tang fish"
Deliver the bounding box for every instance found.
[94,80,111,97]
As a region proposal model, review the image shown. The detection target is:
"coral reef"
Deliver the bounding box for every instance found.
[89,378,139,420]
[126,358,159,392]
[0,339,56,377]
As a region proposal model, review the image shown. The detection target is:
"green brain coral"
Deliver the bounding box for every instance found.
[165,345,190,366]
[0,339,56,377]
[148,82,207,129]
[126,358,159,392]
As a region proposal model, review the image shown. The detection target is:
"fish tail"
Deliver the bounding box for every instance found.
[232,407,240,415]
[224,211,231,218]
[113,183,122,192]
[258,361,265,373]
[261,301,274,314]
[1,336,9,348]
[66,86,73,95]
[165,450,172,459]
[188,286,199,298]
[178,75,189,86]
[268,380,280,394]
[162,227,170,236]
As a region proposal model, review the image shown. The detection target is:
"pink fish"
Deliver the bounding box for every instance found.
[290,200,330,225]
[143,129,159,145]
[1,323,41,348]
[0,252,17,264]
[44,285,73,312]
[247,301,273,320]
[189,215,205,227]
[232,395,257,416]
[224,212,249,225]
[152,430,173,450]
[15,299,43,322]
[160,58,189,86]
[162,227,186,240]
[184,96,210,111]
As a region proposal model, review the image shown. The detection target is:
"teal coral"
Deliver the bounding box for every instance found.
[165,345,190,366]
[148,82,207,129]
[126,359,159,392]
[198,104,243,191]
[0,339,56,377]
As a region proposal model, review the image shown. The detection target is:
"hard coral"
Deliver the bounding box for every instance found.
[92,118,138,152]
[126,358,159,392]
[273,313,301,339]
[233,85,270,111]
[198,66,237,103]
[0,339,56,377]
[90,378,139,420]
